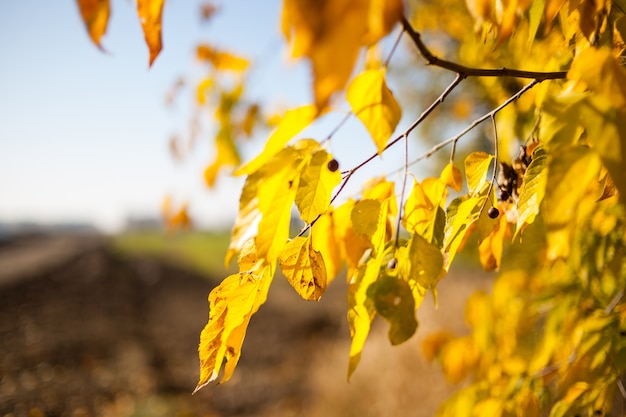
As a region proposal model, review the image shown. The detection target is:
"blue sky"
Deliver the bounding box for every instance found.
[0,0,411,233]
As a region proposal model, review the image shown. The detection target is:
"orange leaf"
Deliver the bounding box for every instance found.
[76,0,110,49]
[137,0,166,66]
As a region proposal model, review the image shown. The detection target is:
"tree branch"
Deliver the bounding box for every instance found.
[400,16,568,81]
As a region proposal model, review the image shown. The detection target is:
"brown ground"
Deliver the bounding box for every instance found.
[0,235,492,417]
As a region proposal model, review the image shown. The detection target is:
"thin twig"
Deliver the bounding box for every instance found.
[477,115,499,216]
[406,79,539,169]
[384,27,406,68]
[395,134,410,246]
[400,16,568,80]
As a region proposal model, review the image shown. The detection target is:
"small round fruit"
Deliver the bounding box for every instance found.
[498,189,509,201]
[327,158,339,172]
[387,258,398,270]
[488,207,500,219]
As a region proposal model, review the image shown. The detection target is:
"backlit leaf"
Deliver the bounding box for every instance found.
[204,128,240,188]
[465,152,494,195]
[196,44,249,71]
[347,69,402,154]
[76,0,110,49]
[225,170,262,266]
[195,263,274,390]
[295,150,342,223]
[311,209,343,283]
[279,236,327,301]
[516,146,549,234]
[235,105,317,176]
[441,163,463,192]
[478,209,509,271]
[443,194,484,269]
[137,0,166,66]
[407,233,444,288]
[568,47,626,108]
[352,199,388,256]
[347,250,385,379]
[335,200,372,279]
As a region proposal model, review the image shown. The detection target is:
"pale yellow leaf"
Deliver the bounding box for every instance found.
[464,152,493,195]
[443,194,484,269]
[136,0,166,66]
[234,105,317,176]
[334,200,371,279]
[347,69,402,154]
[516,146,548,234]
[76,0,110,48]
[568,47,626,108]
[311,209,343,283]
[407,234,444,288]
[279,236,327,301]
[295,150,342,223]
[351,198,389,256]
[204,128,240,188]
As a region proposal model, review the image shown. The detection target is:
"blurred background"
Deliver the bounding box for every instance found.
[0,1,491,416]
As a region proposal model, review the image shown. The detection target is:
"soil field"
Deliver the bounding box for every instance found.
[0,234,492,417]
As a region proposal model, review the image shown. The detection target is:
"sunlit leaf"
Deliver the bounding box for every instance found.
[478,209,508,271]
[137,0,166,66]
[465,152,493,195]
[352,199,388,256]
[311,209,343,283]
[443,194,484,269]
[279,236,327,301]
[335,200,372,279]
[295,150,342,223]
[225,170,262,266]
[235,105,317,175]
[195,263,274,390]
[516,146,549,234]
[346,69,402,154]
[568,47,626,108]
[204,127,240,188]
[196,44,249,71]
[441,163,463,192]
[76,0,110,49]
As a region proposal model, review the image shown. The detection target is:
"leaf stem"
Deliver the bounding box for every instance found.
[477,115,499,217]
[395,134,410,246]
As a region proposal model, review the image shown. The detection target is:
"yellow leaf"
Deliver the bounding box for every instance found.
[295,150,342,223]
[334,200,371,279]
[136,0,166,66]
[234,105,317,176]
[443,194,484,269]
[441,163,463,192]
[195,264,274,390]
[279,236,327,301]
[225,171,262,266]
[474,398,504,417]
[196,77,214,105]
[464,152,494,195]
[242,104,259,137]
[516,146,548,234]
[422,330,454,362]
[352,199,389,256]
[255,148,302,262]
[346,69,402,154]
[568,47,626,108]
[407,233,444,288]
[478,209,509,271]
[347,251,383,379]
[403,177,447,245]
[76,0,110,49]
[311,209,343,283]
[364,0,404,44]
[204,128,240,188]
[196,44,249,71]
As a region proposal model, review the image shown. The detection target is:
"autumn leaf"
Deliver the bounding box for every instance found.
[311,209,343,283]
[295,150,342,223]
[235,105,317,176]
[367,272,418,345]
[464,152,493,195]
[197,44,249,71]
[478,209,509,271]
[76,0,110,49]
[441,163,463,192]
[204,127,240,187]
[347,69,402,154]
[403,177,447,245]
[516,146,548,234]
[347,251,383,379]
[334,200,372,279]
[443,194,484,269]
[279,236,327,301]
[568,47,626,108]
[407,233,444,288]
[195,262,274,390]
[351,199,389,256]
[137,0,166,66]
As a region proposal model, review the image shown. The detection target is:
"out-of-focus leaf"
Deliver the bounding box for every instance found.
[465,152,493,195]
[235,105,317,176]
[479,209,509,271]
[242,104,259,137]
[197,44,249,71]
[516,146,549,234]
[137,0,166,66]
[295,150,342,223]
[568,47,626,108]
[76,0,110,48]
[347,69,402,154]
[367,272,418,345]
[279,236,327,301]
[195,263,274,390]
[204,128,240,188]
[441,163,463,192]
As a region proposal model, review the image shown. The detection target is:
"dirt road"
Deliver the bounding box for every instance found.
[0,235,491,417]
